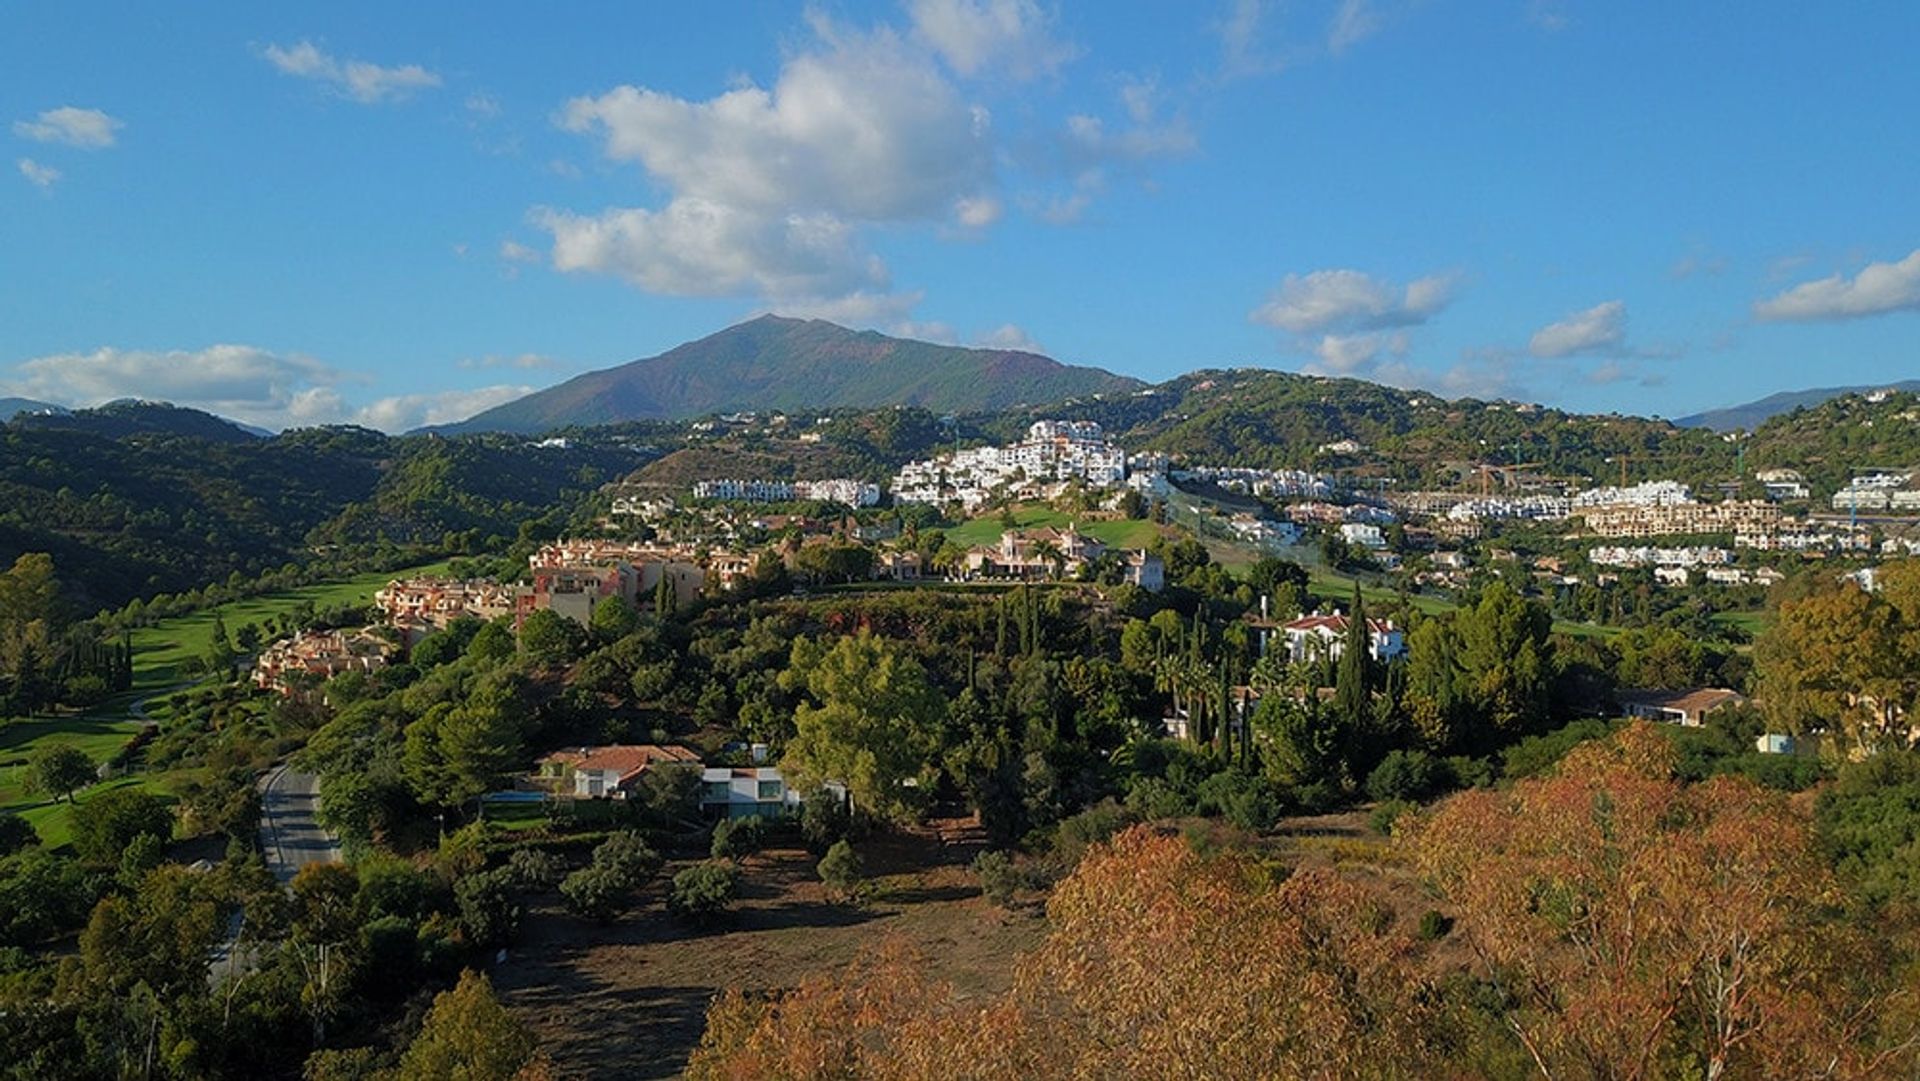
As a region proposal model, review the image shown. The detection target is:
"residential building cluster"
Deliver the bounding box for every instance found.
[1173,465,1334,499]
[1444,495,1571,522]
[532,742,813,820]
[1571,480,1695,508]
[1831,471,1919,512]
[1576,499,1780,539]
[253,628,393,695]
[691,478,881,507]
[892,420,1132,510]
[1227,514,1303,548]
[1754,469,1811,501]
[1587,545,1733,569]
[1736,527,1873,552]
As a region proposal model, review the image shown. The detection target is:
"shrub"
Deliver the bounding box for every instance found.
[1053,800,1133,864]
[1366,750,1442,803]
[592,831,662,881]
[506,847,568,891]
[710,816,766,860]
[974,849,1024,906]
[455,866,521,947]
[1197,771,1282,832]
[0,815,37,858]
[801,795,852,853]
[669,861,739,925]
[816,840,863,902]
[560,865,629,923]
[1416,909,1453,941]
[1123,777,1193,820]
[1369,799,1415,836]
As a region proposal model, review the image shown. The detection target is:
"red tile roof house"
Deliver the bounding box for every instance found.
[537,744,702,799]
[252,628,393,695]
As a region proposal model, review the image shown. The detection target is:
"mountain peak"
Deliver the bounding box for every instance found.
[436,317,1141,435]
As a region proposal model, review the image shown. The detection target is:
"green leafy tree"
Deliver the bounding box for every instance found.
[816,839,864,902]
[589,594,640,643]
[455,865,522,948]
[780,631,947,825]
[69,786,172,864]
[668,860,739,926]
[0,813,37,856]
[392,969,538,1081]
[26,742,95,803]
[517,608,580,667]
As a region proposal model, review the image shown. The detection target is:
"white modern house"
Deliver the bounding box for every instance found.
[700,766,805,820]
[1278,612,1406,664]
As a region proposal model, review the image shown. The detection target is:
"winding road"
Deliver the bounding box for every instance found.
[258,767,341,884]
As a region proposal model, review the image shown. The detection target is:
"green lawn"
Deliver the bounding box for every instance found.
[942,505,1164,551]
[127,560,451,689]
[1,560,450,846]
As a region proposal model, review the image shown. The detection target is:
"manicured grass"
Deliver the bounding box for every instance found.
[0,560,450,846]
[128,560,451,689]
[941,504,1164,551]
[1713,608,1772,639]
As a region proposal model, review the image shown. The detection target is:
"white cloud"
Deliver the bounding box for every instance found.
[457,353,559,371]
[1528,300,1627,357]
[1328,0,1382,53]
[4,345,339,428]
[978,323,1042,352]
[2,344,533,433]
[17,158,60,189]
[954,194,1003,228]
[263,41,441,104]
[1753,249,1920,322]
[499,240,541,264]
[762,290,926,327]
[1526,0,1571,31]
[1215,0,1287,78]
[1251,268,1458,334]
[465,93,501,119]
[349,386,535,432]
[13,106,122,148]
[907,0,1075,80]
[536,199,888,300]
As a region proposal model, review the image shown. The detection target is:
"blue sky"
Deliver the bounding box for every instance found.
[4,1,1918,431]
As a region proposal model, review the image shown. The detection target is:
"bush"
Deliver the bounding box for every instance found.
[506,847,568,891]
[0,815,37,858]
[1123,777,1193,820]
[801,795,851,853]
[973,849,1026,907]
[1369,799,1415,836]
[560,865,629,923]
[592,831,663,882]
[455,866,521,947]
[710,816,766,861]
[1416,909,1453,941]
[816,840,863,902]
[1196,771,1282,832]
[1053,800,1133,864]
[1365,750,1442,803]
[668,860,739,925]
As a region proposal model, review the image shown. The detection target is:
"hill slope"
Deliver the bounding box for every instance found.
[9,400,263,443]
[438,316,1143,434]
[0,397,64,423]
[1678,380,1920,431]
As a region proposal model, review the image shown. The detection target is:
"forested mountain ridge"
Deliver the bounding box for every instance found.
[0,423,641,613]
[435,315,1145,434]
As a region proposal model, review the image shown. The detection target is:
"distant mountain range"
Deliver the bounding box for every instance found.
[1677,380,1920,431]
[433,315,1144,435]
[0,397,66,423]
[7,399,265,442]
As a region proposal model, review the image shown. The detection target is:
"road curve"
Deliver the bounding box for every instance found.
[258,767,342,884]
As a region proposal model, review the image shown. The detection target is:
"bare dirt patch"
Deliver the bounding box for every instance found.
[493,835,1044,1079]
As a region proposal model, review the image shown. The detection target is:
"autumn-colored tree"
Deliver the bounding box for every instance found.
[1407,721,1920,1080]
[687,827,1440,1080]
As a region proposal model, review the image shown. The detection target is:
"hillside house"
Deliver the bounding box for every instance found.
[1618,687,1747,727]
[537,744,702,798]
[1123,549,1165,591]
[1278,612,1406,664]
[701,766,806,819]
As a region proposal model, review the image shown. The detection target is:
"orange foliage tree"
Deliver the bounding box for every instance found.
[686,827,1440,1080]
[1407,721,1920,1080]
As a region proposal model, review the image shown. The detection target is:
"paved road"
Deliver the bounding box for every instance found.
[258,767,341,884]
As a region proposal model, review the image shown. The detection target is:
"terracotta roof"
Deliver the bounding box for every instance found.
[1282,613,1394,634]
[541,744,701,784]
